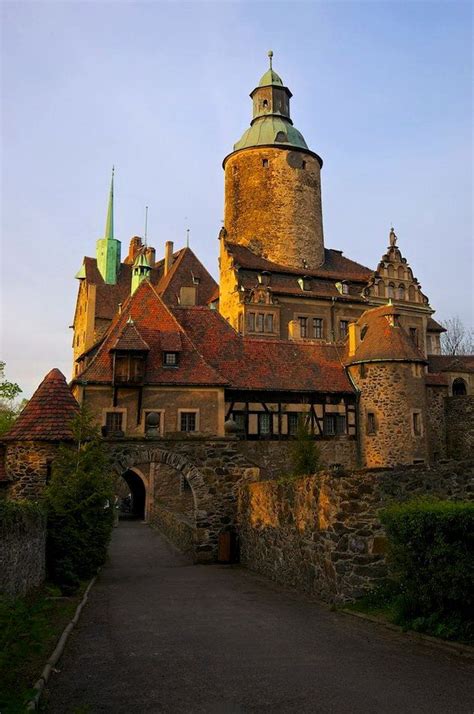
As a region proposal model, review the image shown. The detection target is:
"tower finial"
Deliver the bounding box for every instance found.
[389,226,397,247]
[268,49,273,69]
[186,228,190,248]
[105,166,114,241]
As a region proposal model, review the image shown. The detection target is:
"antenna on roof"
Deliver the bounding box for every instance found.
[186,228,190,248]
[144,206,148,246]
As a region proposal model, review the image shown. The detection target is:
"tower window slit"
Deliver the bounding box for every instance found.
[262,159,269,168]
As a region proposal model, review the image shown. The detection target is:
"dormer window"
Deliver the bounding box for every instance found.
[341,282,349,295]
[298,276,311,291]
[163,352,179,367]
[114,354,146,384]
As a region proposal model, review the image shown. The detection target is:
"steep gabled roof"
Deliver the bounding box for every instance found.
[2,369,79,442]
[173,307,353,393]
[225,242,372,282]
[111,321,150,352]
[346,305,426,364]
[156,247,218,306]
[76,281,226,386]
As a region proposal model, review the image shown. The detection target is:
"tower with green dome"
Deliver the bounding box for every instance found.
[222,51,325,270]
[96,168,121,284]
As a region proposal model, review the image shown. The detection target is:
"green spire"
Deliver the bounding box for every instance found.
[96,167,121,285]
[105,166,114,240]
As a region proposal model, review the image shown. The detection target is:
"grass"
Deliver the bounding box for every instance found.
[0,582,86,713]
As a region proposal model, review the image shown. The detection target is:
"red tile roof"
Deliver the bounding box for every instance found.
[76,281,227,386]
[2,369,79,442]
[173,307,353,393]
[238,270,365,301]
[346,305,426,364]
[157,248,218,306]
[428,355,474,374]
[225,242,372,282]
[111,321,150,352]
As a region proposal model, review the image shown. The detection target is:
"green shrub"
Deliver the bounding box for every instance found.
[0,499,44,530]
[289,417,321,477]
[43,408,114,595]
[381,500,474,642]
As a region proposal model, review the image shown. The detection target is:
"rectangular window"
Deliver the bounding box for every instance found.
[130,356,145,381]
[288,413,301,436]
[180,411,197,432]
[265,313,274,333]
[163,352,178,366]
[339,320,349,339]
[298,316,308,338]
[105,412,123,433]
[409,328,418,346]
[115,356,128,382]
[233,413,246,433]
[367,412,376,435]
[256,313,265,333]
[324,414,346,436]
[413,412,422,436]
[313,318,323,339]
[248,312,256,332]
[262,158,269,168]
[258,412,271,436]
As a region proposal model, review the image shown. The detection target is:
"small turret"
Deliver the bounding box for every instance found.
[131,251,151,294]
[96,168,121,284]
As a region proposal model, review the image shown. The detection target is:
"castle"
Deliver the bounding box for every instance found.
[1,56,473,533]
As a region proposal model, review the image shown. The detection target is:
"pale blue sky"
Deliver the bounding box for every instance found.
[1,0,472,398]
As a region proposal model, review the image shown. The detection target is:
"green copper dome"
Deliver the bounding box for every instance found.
[258,68,283,87]
[234,115,308,151]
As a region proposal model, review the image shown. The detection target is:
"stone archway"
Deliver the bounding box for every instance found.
[452,378,468,396]
[119,469,147,520]
[108,445,221,562]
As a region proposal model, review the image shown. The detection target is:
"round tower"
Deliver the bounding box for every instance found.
[223,52,325,270]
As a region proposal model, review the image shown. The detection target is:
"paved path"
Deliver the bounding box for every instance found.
[45,522,474,714]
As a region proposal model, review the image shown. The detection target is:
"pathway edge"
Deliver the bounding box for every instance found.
[26,574,98,711]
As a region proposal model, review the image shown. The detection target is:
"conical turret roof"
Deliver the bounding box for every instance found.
[2,369,79,441]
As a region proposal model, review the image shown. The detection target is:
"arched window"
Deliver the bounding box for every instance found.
[388,283,395,299]
[398,284,406,300]
[263,99,268,108]
[408,285,416,302]
[378,281,385,298]
[388,265,395,278]
[452,378,467,396]
[398,266,405,279]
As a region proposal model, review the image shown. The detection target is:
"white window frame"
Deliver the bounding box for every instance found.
[102,408,127,433]
[177,408,200,433]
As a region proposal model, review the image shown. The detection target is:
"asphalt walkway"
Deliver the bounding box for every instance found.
[45,521,474,713]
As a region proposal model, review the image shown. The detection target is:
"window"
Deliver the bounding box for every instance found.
[114,354,145,383]
[377,281,385,298]
[367,413,376,435]
[180,412,197,432]
[298,316,308,338]
[105,412,123,433]
[265,313,274,333]
[408,285,416,301]
[324,414,346,436]
[163,352,178,366]
[262,159,269,168]
[412,412,422,436]
[248,312,256,331]
[299,277,311,291]
[388,283,395,299]
[359,363,366,379]
[452,378,467,396]
[258,412,272,436]
[409,328,418,345]
[313,318,323,339]
[339,320,349,339]
[398,284,405,300]
[262,99,268,108]
[302,160,307,169]
[256,313,265,333]
[341,282,349,295]
[233,413,246,432]
[288,413,302,436]
[398,266,405,279]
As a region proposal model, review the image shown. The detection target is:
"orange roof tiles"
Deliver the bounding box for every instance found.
[111,321,150,352]
[2,369,79,442]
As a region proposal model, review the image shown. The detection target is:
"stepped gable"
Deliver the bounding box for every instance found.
[77,281,227,386]
[173,306,353,393]
[111,321,150,352]
[225,241,372,282]
[2,369,79,442]
[347,304,427,364]
[428,355,474,374]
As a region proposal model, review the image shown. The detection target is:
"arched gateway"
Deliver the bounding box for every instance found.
[108,443,258,562]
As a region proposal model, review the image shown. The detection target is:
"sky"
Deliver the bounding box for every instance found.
[1,0,472,399]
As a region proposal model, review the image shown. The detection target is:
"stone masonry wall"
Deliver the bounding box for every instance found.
[6,441,59,500]
[446,395,474,459]
[0,510,46,597]
[426,385,448,461]
[148,503,195,557]
[238,460,473,603]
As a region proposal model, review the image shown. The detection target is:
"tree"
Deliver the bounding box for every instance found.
[440,317,474,356]
[290,416,321,477]
[0,361,24,435]
[44,406,115,594]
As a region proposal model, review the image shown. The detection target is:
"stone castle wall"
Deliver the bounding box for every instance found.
[0,509,46,597]
[6,441,59,499]
[238,460,473,603]
[224,147,324,270]
[446,395,474,459]
[425,385,448,461]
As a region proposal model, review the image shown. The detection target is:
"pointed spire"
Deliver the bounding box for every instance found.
[105,166,114,241]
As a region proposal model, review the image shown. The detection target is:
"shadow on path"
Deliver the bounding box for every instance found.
[44,522,474,713]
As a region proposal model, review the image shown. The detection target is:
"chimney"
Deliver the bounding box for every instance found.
[164,241,174,275]
[348,322,361,357]
[145,246,156,266]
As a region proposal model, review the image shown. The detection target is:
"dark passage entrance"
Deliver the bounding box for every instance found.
[119,469,146,520]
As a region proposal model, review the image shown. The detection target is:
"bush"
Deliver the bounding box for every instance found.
[0,499,44,530]
[289,417,321,477]
[43,408,114,595]
[381,500,474,642]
